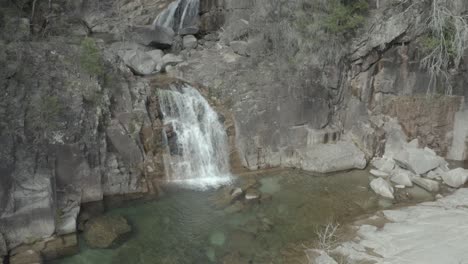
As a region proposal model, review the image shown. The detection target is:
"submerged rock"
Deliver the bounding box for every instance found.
[84,215,131,249]
[224,201,245,214]
[370,178,394,199]
[209,231,226,247]
[442,168,468,188]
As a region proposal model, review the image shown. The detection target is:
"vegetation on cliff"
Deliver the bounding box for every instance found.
[420,0,468,95]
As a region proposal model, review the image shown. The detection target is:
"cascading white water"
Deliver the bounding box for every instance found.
[158,84,232,189]
[153,0,179,29]
[152,0,200,32]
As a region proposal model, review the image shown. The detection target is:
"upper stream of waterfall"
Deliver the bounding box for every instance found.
[152,0,200,33]
[158,84,231,189]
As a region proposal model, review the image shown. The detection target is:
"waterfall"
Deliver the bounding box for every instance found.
[152,0,200,33]
[158,84,232,189]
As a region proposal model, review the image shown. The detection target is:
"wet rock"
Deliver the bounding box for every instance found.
[183,35,198,50]
[9,249,42,264]
[442,168,468,188]
[390,168,413,187]
[84,215,132,249]
[394,148,445,175]
[370,169,389,178]
[411,176,439,192]
[245,189,261,201]
[370,178,394,199]
[231,188,243,200]
[305,249,338,264]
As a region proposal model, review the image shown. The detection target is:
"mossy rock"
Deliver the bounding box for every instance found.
[83,215,132,249]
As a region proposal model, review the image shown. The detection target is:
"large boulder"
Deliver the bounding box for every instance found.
[442,168,468,188]
[121,50,157,75]
[298,142,367,173]
[370,178,394,199]
[84,215,132,249]
[394,147,445,175]
[130,26,174,49]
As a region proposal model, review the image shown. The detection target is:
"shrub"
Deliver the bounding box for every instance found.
[323,0,369,34]
[420,0,468,95]
[80,38,103,76]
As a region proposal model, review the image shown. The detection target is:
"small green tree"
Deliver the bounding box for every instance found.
[80,38,103,76]
[323,0,369,34]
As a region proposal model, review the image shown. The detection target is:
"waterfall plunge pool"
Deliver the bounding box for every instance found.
[52,168,434,264]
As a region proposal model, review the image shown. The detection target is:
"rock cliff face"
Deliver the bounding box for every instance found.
[175,0,468,169]
[0,0,467,259]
